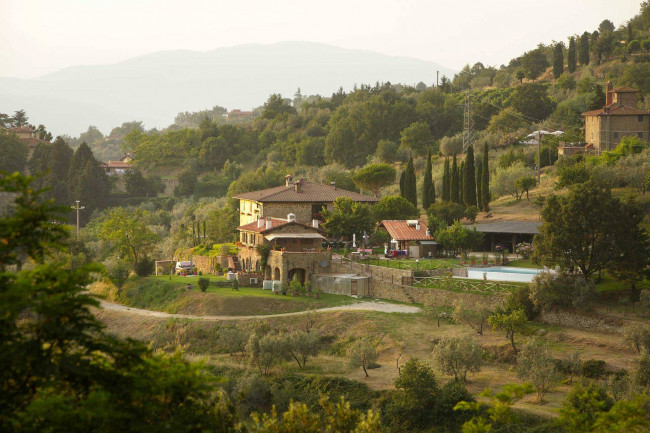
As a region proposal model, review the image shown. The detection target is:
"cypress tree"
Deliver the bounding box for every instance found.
[47,137,73,206]
[422,148,434,210]
[553,43,564,79]
[458,161,465,204]
[450,154,459,203]
[476,158,483,211]
[579,31,590,65]
[442,157,450,201]
[68,142,110,223]
[463,145,477,207]
[481,143,490,211]
[568,37,577,72]
[400,156,417,207]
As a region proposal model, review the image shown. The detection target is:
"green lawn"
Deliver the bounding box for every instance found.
[504,259,540,268]
[359,257,460,270]
[149,274,228,284]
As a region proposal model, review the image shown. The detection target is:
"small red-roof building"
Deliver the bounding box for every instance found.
[378,220,436,258]
[581,81,650,153]
[100,160,131,175]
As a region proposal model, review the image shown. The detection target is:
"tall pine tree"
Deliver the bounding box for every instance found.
[400,156,417,207]
[481,143,490,211]
[450,154,459,204]
[422,148,435,210]
[553,43,564,79]
[459,161,465,205]
[567,37,577,72]
[476,158,483,211]
[463,145,477,207]
[442,157,450,201]
[68,142,110,224]
[46,137,73,206]
[579,31,590,65]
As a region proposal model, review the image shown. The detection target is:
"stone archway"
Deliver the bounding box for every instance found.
[265,266,272,280]
[274,267,281,280]
[288,268,306,285]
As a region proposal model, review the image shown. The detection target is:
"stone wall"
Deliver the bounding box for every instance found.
[237,272,263,287]
[267,250,333,283]
[175,254,230,275]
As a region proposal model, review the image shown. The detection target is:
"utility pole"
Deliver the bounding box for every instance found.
[71,200,85,238]
[462,90,475,153]
[436,70,439,87]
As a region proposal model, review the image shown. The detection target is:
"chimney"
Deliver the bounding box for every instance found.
[294,179,302,193]
[416,223,421,231]
[425,229,431,237]
[330,181,336,190]
[312,219,319,229]
[257,218,264,228]
[285,174,293,187]
[287,213,296,222]
[265,217,272,230]
[606,80,613,106]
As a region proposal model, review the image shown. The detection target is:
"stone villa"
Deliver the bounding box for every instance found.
[581,81,650,153]
[232,174,378,226]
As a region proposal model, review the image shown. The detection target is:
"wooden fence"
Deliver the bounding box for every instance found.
[410,276,523,294]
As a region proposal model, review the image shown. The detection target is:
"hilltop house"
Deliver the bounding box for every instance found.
[580,81,650,153]
[232,175,378,226]
[6,125,49,154]
[237,214,330,285]
[101,153,133,175]
[378,220,436,258]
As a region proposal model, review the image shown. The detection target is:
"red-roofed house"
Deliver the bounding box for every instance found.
[582,81,650,153]
[378,220,437,258]
[237,214,330,284]
[232,174,378,226]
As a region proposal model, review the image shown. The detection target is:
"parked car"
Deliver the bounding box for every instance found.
[175,261,196,275]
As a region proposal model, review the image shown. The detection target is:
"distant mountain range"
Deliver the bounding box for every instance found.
[0,42,455,136]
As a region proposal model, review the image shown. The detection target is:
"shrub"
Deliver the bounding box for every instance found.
[622,323,650,354]
[515,241,534,259]
[581,359,607,379]
[234,373,273,415]
[464,205,478,223]
[197,277,210,292]
[529,271,596,312]
[504,285,539,320]
[558,382,614,433]
[134,256,155,277]
[516,338,560,402]
[105,258,131,291]
[432,337,483,382]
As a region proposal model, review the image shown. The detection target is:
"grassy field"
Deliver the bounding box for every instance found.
[359,257,460,270]
[92,275,361,316]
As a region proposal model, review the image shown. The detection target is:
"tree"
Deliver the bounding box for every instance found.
[285,330,319,368]
[44,137,73,205]
[399,156,417,207]
[476,158,483,211]
[11,109,28,126]
[432,337,483,382]
[375,139,398,163]
[78,125,104,145]
[442,157,451,201]
[262,93,296,119]
[553,43,565,79]
[440,132,464,156]
[568,37,577,72]
[533,182,644,281]
[598,19,615,34]
[529,271,596,312]
[516,69,525,84]
[622,323,650,355]
[400,121,434,155]
[521,48,549,81]
[435,222,483,254]
[422,148,435,210]
[0,133,28,174]
[459,161,465,205]
[98,207,159,266]
[452,300,491,335]
[516,338,560,402]
[511,83,555,121]
[348,338,378,377]
[0,173,240,432]
[322,197,374,239]
[105,258,131,294]
[373,195,419,222]
[492,161,534,200]
[427,201,465,227]
[481,143,490,211]
[450,154,459,203]
[558,382,614,433]
[463,145,477,207]
[487,107,528,133]
[628,39,641,53]
[67,143,110,220]
[579,31,590,65]
[515,176,536,200]
[353,163,396,197]
[174,167,197,196]
[487,309,527,354]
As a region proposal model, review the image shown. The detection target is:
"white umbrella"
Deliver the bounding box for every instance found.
[352,233,356,248]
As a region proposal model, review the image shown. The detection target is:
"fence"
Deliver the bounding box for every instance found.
[410,276,523,295]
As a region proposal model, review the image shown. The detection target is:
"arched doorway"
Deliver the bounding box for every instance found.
[288,268,306,285]
[274,267,280,280]
[265,266,272,280]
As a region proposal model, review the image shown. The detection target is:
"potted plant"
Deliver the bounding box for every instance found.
[313,288,321,299]
[469,255,476,266]
[482,253,489,265]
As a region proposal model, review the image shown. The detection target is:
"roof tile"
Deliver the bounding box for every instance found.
[233,181,378,203]
[379,220,434,241]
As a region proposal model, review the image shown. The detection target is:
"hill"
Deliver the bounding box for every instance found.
[0,42,455,136]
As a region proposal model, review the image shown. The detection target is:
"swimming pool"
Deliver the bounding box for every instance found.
[466,266,551,283]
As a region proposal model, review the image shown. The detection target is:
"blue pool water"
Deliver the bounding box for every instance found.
[466,266,550,283]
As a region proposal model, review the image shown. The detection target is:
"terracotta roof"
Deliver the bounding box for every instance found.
[237,218,325,234]
[102,161,132,169]
[379,220,434,241]
[582,103,650,117]
[233,181,378,203]
[612,86,638,93]
[21,137,47,147]
[9,126,34,133]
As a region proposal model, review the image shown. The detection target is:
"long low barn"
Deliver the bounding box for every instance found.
[472,220,542,252]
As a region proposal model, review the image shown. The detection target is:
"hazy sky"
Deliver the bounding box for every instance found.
[0,0,642,79]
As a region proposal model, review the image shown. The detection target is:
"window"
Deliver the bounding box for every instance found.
[639,115,644,123]
[301,238,312,245]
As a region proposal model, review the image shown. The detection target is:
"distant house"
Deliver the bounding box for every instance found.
[226,109,254,122]
[580,81,650,153]
[378,220,436,258]
[473,220,542,252]
[237,214,330,284]
[232,174,378,227]
[101,153,133,175]
[6,125,48,151]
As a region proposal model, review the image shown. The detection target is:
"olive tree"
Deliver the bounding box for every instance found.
[432,337,483,382]
[348,338,378,377]
[516,338,560,402]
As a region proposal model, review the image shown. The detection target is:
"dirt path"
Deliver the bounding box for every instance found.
[98,300,420,321]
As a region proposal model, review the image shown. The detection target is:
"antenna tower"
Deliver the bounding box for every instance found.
[462,89,475,152]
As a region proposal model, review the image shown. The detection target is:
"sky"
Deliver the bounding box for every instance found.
[0,0,643,79]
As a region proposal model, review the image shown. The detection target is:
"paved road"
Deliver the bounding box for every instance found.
[99,300,420,321]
